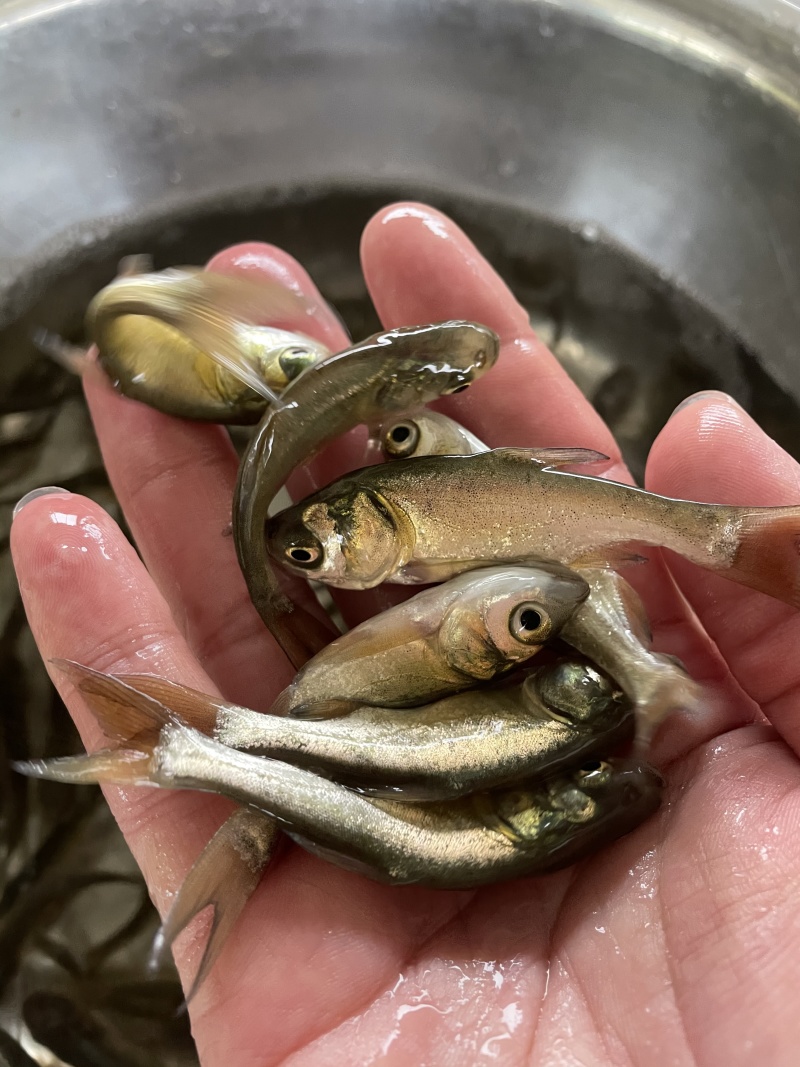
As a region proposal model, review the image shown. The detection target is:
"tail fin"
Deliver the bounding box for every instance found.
[115,674,223,737]
[632,658,707,753]
[53,660,174,746]
[13,748,153,786]
[725,508,800,609]
[53,660,221,743]
[151,808,280,1002]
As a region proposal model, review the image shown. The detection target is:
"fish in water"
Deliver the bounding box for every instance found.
[87,266,329,421]
[52,658,633,801]
[376,410,486,460]
[233,320,499,668]
[14,709,662,890]
[267,446,800,610]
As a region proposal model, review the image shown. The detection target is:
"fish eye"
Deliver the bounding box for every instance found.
[285,545,321,566]
[383,420,420,458]
[509,603,552,644]
[279,346,316,380]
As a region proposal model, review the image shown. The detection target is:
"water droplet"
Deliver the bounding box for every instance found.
[539,22,555,37]
[580,222,600,243]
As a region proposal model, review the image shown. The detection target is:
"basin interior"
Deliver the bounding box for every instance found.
[2,186,798,482]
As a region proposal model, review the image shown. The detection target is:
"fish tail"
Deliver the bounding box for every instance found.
[13,747,154,786]
[151,808,280,1001]
[52,660,173,746]
[721,507,800,609]
[13,668,218,788]
[53,660,222,743]
[633,661,707,752]
[115,674,223,736]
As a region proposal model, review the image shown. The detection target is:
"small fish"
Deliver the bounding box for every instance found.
[234,321,499,668]
[87,266,326,419]
[271,563,589,717]
[53,658,633,801]
[267,446,800,610]
[15,716,662,890]
[560,567,704,749]
[377,411,486,460]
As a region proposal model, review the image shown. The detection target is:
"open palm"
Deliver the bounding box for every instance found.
[11,204,800,1066]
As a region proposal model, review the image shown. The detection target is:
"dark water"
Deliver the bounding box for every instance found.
[0,186,797,1063]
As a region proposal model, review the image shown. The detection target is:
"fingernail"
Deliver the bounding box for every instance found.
[672,390,736,417]
[13,486,70,518]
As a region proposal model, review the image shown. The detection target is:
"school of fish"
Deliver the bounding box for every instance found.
[17,262,800,997]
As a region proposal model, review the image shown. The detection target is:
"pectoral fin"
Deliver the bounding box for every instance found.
[287,698,366,721]
[493,447,612,470]
[569,547,649,570]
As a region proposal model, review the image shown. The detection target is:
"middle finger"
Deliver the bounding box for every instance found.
[359,203,747,757]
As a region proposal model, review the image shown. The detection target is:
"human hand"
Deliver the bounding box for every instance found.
[11,204,800,1065]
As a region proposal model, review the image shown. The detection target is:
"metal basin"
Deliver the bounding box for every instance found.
[1,0,800,470]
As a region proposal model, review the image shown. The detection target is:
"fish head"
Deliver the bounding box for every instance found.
[487,758,663,852]
[267,489,413,589]
[379,411,487,460]
[525,660,629,731]
[239,326,329,390]
[373,321,500,412]
[438,565,590,680]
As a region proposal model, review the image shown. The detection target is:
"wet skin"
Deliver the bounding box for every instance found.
[10,210,800,1067]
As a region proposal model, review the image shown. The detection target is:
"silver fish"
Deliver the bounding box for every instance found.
[267,447,800,612]
[15,726,662,890]
[53,659,633,801]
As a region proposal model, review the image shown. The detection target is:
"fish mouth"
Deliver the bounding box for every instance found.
[599,761,665,811]
[470,325,500,369]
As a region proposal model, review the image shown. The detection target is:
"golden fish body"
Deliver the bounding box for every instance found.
[270,563,589,717]
[234,321,500,667]
[87,268,327,421]
[268,446,800,611]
